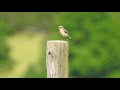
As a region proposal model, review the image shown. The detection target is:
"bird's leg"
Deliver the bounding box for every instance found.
[64,37,67,40]
[62,37,66,41]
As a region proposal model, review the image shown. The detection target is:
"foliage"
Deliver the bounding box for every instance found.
[0,21,14,69]
[53,12,120,78]
[0,12,55,32]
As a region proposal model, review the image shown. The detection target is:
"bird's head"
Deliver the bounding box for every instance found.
[58,26,64,29]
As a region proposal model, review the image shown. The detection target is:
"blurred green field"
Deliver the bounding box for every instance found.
[0,32,45,78]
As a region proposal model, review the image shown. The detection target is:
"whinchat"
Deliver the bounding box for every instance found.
[58,26,72,40]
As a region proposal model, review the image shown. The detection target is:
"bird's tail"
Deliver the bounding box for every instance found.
[68,36,72,40]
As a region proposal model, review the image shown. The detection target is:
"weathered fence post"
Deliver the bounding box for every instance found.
[46,40,69,78]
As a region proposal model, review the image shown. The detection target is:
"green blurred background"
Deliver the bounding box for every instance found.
[0,12,120,78]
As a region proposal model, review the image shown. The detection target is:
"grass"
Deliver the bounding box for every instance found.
[0,32,45,78]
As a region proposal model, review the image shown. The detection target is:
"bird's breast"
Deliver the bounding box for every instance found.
[59,29,67,37]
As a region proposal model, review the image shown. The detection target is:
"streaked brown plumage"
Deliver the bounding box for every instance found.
[58,26,72,40]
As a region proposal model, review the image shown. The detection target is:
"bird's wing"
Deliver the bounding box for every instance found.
[64,29,69,35]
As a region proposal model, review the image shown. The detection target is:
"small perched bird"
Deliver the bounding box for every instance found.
[58,26,72,40]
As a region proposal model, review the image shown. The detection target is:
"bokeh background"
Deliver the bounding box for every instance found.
[0,12,120,78]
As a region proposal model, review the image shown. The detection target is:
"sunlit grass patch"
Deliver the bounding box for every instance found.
[0,32,45,78]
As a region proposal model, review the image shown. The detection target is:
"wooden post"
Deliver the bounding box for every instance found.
[46,40,69,78]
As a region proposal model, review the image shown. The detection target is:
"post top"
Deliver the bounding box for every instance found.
[47,40,68,43]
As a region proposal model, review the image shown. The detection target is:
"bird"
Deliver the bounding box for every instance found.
[58,26,72,40]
